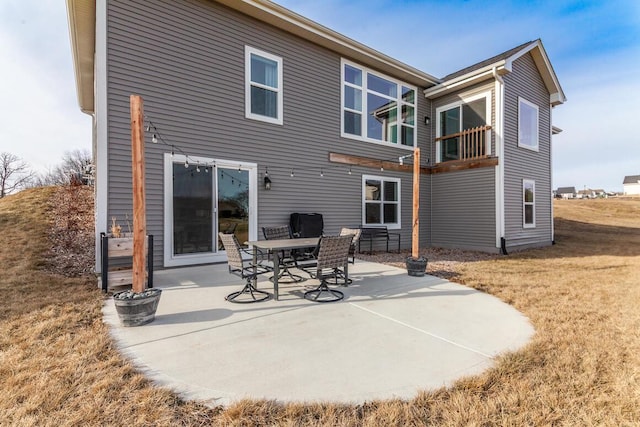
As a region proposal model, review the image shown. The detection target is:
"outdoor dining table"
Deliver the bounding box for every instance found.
[246,237,320,300]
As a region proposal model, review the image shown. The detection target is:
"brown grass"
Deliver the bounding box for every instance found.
[1,189,639,426]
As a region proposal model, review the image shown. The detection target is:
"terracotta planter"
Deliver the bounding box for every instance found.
[406,257,428,277]
[113,288,162,327]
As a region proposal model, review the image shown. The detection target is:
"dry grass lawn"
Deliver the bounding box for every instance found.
[1,188,639,426]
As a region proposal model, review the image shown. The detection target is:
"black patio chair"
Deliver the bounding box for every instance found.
[219,232,271,303]
[262,225,305,284]
[304,234,353,303]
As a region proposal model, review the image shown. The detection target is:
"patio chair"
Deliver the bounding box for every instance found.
[304,234,353,303]
[218,232,271,303]
[262,225,305,283]
[340,227,361,264]
[332,227,362,286]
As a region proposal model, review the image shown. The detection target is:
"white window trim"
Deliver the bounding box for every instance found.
[163,153,258,267]
[523,179,536,228]
[361,175,401,229]
[341,58,417,151]
[245,46,283,125]
[518,97,539,151]
[435,90,492,163]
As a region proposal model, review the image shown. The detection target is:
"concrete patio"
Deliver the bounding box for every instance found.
[103,260,534,407]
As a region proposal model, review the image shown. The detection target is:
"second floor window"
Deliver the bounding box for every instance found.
[342,60,416,148]
[245,46,283,125]
[518,97,539,150]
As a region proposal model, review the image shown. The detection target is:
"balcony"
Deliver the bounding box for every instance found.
[435,125,492,162]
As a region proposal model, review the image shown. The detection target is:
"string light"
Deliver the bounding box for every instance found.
[145,115,416,184]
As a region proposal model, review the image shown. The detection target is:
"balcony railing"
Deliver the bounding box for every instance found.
[435,125,492,162]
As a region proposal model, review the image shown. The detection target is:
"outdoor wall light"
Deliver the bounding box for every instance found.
[424,116,430,126]
[264,169,272,190]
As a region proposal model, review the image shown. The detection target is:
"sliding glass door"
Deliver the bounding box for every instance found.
[164,154,256,266]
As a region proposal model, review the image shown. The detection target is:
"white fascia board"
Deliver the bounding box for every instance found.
[507,40,566,106]
[66,0,96,114]
[552,125,563,135]
[423,65,503,99]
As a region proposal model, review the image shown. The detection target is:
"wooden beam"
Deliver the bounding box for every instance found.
[430,157,498,175]
[329,152,430,174]
[130,95,146,293]
[329,152,498,176]
[412,148,420,259]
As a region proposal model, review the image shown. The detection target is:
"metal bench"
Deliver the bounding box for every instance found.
[358,226,401,254]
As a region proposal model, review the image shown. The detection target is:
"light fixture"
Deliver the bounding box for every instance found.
[290,169,295,177]
[424,116,430,126]
[264,168,272,190]
[348,167,352,175]
[320,168,324,177]
[151,134,158,143]
[399,157,403,166]
[184,159,189,168]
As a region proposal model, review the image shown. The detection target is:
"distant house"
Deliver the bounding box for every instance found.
[623,175,640,195]
[556,187,576,199]
[66,0,566,271]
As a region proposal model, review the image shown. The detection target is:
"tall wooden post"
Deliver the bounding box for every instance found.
[130,95,147,293]
[412,148,420,259]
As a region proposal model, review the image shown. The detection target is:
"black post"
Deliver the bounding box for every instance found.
[100,233,108,292]
[147,234,154,288]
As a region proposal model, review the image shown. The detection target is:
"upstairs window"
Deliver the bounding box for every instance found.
[362,175,401,229]
[435,92,490,162]
[342,60,416,148]
[245,46,283,125]
[523,179,535,228]
[518,97,538,150]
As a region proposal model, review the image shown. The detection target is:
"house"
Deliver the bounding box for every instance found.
[66,0,565,272]
[556,187,576,199]
[623,175,640,195]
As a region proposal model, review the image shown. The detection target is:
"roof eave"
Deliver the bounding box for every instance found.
[66,0,95,115]
[215,0,440,87]
[423,62,505,99]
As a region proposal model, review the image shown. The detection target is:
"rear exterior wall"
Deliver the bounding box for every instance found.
[104,0,432,267]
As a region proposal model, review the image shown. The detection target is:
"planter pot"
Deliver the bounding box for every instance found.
[406,256,428,277]
[113,288,162,327]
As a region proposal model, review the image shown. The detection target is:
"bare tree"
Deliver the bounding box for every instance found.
[33,149,93,186]
[0,152,35,198]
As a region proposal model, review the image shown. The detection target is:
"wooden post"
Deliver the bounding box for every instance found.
[130,95,147,293]
[412,148,420,259]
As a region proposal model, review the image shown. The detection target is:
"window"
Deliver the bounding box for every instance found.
[342,60,416,148]
[435,92,490,162]
[518,97,538,150]
[523,179,535,228]
[362,175,400,228]
[245,46,283,125]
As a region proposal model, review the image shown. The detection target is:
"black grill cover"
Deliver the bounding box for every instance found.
[290,213,323,238]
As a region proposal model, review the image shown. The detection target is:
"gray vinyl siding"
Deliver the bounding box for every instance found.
[502,52,552,250]
[104,0,430,267]
[430,168,497,252]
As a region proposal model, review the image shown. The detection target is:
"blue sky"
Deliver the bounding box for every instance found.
[1,0,638,191]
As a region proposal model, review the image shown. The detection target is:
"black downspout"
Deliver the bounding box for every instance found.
[500,237,508,255]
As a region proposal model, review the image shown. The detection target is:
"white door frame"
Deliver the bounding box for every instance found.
[163,153,257,267]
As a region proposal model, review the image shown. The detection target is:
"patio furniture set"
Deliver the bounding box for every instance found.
[219,213,398,304]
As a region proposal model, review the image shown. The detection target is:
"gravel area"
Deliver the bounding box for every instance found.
[358,247,499,280]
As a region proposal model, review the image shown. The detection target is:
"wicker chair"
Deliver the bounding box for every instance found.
[219,232,271,303]
[262,225,305,283]
[304,235,353,303]
[339,227,362,264]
